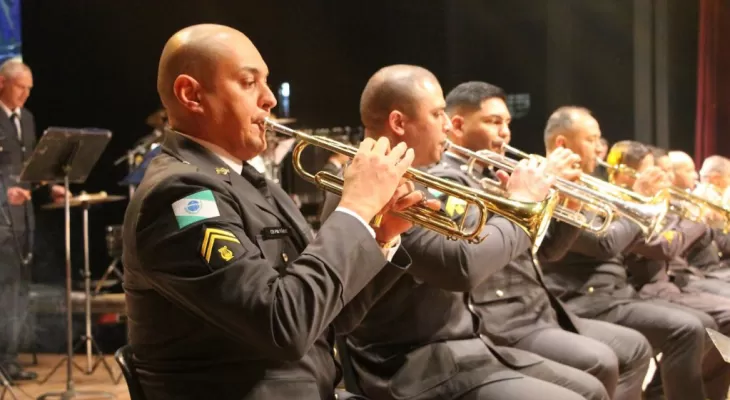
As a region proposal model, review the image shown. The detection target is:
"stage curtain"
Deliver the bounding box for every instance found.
[695,0,730,163]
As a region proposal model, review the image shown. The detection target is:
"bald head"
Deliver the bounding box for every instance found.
[700,155,730,177]
[544,106,594,150]
[360,64,438,132]
[155,23,276,161]
[668,151,693,167]
[157,24,257,115]
[668,151,698,189]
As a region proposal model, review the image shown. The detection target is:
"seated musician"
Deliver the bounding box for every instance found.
[439,82,652,400]
[123,24,424,400]
[322,65,605,400]
[653,149,730,296]
[607,143,730,400]
[540,112,725,400]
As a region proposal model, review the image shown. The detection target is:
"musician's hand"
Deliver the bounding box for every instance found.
[545,147,582,182]
[633,167,670,197]
[373,180,441,244]
[7,186,31,205]
[506,158,556,202]
[340,137,414,223]
[51,185,67,204]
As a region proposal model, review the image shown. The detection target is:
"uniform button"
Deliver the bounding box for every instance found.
[282,253,289,262]
[588,287,594,293]
[333,347,338,358]
[495,290,504,297]
[468,303,476,313]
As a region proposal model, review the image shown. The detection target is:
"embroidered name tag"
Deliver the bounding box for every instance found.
[262,227,290,239]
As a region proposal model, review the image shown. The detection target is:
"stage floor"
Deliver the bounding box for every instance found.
[11,353,130,399]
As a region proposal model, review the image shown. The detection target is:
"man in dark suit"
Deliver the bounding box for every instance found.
[122,24,426,400]
[541,130,725,400]
[323,65,614,400]
[441,82,652,400]
[647,147,730,297]
[0,58,64,381]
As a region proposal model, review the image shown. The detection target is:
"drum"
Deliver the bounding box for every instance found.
[106,225,123,259]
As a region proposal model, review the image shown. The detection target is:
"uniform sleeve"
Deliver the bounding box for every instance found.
[399,171,532,291]
[319,191,412,334]
[536,221,581,263]
[132,172,391,361]
[568,217,643,259]
[630,218,711,261]
[712,229,730,254]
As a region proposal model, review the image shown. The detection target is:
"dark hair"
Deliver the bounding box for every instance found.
[445,81,506,115]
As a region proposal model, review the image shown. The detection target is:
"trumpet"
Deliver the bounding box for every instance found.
[451,143,614,234]
[264,119,559,247]
[596,159,730,231]
[499,145,670,242]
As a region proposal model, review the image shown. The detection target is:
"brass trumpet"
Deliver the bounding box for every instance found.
[264,119,559,247]
[596,158,730,231]
[454,144,615,234]
[501,145,670,242]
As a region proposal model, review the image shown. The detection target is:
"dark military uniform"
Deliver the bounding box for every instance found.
[682,228,730,297]
[625,216,730,400]
[122,131,411,400]
[542,214,720,400]
[431,152,652,400]
[322,161,605,400]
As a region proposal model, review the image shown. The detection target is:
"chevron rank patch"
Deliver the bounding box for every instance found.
[444,196,468,217]
[199,226,245,269]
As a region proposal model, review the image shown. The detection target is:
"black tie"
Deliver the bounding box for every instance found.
[9,113,19,140]
[241,163,276,207]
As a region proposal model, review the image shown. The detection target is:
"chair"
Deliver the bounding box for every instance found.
[114,345,147,400]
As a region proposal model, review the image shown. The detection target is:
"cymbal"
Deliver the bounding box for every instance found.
[42,191,127,210]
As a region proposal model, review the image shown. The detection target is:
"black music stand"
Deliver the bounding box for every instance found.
[19,127,115,399]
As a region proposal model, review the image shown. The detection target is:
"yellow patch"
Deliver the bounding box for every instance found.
[661,230,677,245]
[445,196,468,217]
[201,228,241,263]
[215,167,230,175]
[218,245,234,261]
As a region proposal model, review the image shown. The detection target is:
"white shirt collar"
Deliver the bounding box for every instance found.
[175,131,244,175]
[0,101,20,119]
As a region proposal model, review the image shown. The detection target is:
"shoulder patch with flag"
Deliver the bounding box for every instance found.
[172,190,220,228]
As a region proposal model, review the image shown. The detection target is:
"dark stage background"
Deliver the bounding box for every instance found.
[17,0,700,349]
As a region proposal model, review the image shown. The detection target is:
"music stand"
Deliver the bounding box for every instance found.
[19,127,115,399]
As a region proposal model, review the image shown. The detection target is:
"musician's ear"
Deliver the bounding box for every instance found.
[173,74,204,114]
[554,134,567,148]
[389,110,405,136]
[450,115,464,137]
